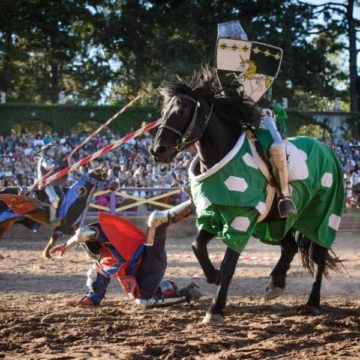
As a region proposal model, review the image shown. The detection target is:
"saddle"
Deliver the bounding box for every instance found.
[245,129,308,222]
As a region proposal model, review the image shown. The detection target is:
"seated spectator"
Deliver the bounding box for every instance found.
[1,126,359,213]
[96,193,110,207]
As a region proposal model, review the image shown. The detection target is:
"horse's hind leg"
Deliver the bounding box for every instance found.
[265,231,298,300]
[192,229,219,285]
[304,243,327,313]
[203,247,240,323]
[0,220,15,239]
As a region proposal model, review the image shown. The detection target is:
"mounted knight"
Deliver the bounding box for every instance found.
[37,143,67,226]
[216,20,296,218]
[150,21,344,322]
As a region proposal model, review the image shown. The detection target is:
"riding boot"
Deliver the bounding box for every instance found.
[269,143,297,218]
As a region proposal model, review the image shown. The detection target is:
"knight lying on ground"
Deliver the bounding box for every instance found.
[50,200,201,308]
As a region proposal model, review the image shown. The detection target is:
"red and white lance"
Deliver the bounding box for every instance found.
[66,95,141,161]
[38,119,161,189]
[29,96,141,192]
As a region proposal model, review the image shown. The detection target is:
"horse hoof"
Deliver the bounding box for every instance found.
[264,286,284,301]
[297,304,321,316]
[42,248,52,259]
[201,312,224,324]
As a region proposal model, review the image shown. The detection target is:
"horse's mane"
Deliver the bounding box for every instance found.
[160,65,259,131]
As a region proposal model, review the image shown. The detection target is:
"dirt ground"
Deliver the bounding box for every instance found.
[0,217,359,359]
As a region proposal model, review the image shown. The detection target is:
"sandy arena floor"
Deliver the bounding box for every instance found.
[0,219,359,359]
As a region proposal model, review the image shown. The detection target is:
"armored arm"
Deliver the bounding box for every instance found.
[50,227,98,256]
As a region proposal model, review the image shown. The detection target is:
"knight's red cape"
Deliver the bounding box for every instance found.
[98,212,146,259]
[97,213,146,297]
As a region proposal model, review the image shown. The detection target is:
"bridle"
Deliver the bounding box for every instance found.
[82,171,110,190]
[158,94,213,152]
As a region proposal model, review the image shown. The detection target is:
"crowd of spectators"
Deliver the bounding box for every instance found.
[0,129,194,191]
[331,139,360,206]
[1,129,360,207]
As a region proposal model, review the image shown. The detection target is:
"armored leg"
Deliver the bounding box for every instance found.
[269,143,297,218]
[146,199,194,245]
[137,200,195,300]
[45,185,61,226]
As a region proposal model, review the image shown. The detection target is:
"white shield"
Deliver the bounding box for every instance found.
[216,38,283,103]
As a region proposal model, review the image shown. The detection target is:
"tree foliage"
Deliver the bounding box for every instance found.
[301,0,359,111]
[0,0,113,104]
[0,0,357,110]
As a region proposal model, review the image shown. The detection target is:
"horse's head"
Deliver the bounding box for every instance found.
[150,81,215,164]
[89,165,109,182]
[88,165,120,191]
[150,66,258,165]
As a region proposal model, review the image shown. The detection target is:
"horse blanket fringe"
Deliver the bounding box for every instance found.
[189,130,344,253]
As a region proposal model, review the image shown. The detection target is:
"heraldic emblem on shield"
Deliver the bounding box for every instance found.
[216,38,283,103]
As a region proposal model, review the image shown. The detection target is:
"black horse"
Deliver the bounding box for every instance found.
[150,66,344,323]
[0,166,117,258]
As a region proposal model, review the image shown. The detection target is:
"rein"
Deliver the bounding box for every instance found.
[82,172,109,190]
[159,94,213,152]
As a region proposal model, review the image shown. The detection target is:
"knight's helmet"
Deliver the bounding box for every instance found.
[216,20,283,103]
[217,20,248,41]
[83,238,101,260]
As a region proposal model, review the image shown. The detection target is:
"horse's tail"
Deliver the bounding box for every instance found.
[297,233,346,279]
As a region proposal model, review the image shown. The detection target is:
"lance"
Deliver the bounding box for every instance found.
[38,119,161,189]
[66,95,141,161]
[29,95,141,192]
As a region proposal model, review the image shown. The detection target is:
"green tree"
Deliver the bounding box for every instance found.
[102,0,347,108]
[303,0,360,112]
[0,0,29,96]
[0,0,114,104]
[1,0,353,108]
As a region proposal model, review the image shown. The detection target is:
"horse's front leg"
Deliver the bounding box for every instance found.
[202,247,240,323]
[265,231,298,300]
[43,229,63,259]
[304,243,327,314]
[192,229,219,285]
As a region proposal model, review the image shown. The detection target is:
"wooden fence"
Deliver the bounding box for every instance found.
[88,187,189,216]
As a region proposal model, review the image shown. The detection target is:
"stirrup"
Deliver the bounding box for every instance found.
[49,218,62,228]
[278,197,297,218]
